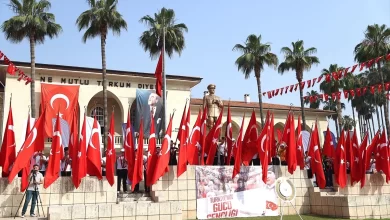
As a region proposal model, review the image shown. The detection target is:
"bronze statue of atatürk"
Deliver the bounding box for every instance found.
[203,84,223,128]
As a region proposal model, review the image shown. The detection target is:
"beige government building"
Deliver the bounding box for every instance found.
[0,61,333,151]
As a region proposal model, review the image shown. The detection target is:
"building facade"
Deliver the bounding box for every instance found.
[0,61,334,152]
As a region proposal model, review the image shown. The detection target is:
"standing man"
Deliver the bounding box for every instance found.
[117,149,128,193]
[33,151,47,176]
[60,147,72,176]
[21,164,44,218]
[143,153,149,193]
[218,137,226,165]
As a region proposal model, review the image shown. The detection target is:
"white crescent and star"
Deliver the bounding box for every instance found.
[7,125,15,147]
[313,145,320,163]
[50,94,70,110]
[26,128,37,149]
[125,127,131,148]
[164,134,172,154]
[189,126,200,144]
[89,128,99,149]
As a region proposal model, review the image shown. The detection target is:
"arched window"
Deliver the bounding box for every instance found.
[91,106,104,127]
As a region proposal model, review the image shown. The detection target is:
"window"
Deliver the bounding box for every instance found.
[130,102,136,127]
[91,106,104,127]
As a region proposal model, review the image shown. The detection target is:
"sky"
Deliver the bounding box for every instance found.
[0,0,389,134]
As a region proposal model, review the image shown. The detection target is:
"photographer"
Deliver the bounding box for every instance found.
[21,164,44,218]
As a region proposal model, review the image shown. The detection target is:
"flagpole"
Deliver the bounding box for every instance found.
[162,19,167,136]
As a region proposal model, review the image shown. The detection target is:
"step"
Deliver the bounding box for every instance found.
[118,196,153,202]
[118,200,153,204]
[117,193,149,199]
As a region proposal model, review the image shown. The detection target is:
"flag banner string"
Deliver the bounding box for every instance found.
[0,50,33,85]
[304,81,390,103]
[263,53,390,99]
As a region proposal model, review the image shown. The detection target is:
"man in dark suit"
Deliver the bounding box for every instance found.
[146,92,163,136]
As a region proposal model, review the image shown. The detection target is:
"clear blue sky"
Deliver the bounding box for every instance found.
[0,0,389,133]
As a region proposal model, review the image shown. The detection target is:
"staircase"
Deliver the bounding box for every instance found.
[117,192,153,203]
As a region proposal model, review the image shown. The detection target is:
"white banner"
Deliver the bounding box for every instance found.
[196,166,279,219]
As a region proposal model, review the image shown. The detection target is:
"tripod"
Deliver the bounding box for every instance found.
[14,171,45,218]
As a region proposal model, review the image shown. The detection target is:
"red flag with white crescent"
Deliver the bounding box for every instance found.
[307,121,326,189]
[40,83,79,137]
[124,110,135,181]
[200,105,208,165]
[177,104,188,177]
[150,114,174,185]
[187,109,201,165]
[8,109,46,182]
[258,112,270,183]
[86,116,102,180]
[146,114,158,187]
[106,111,116,186]
[335,131,347,188]
[73,115,87,188]
[0,106,16,176]
[205,108,224,165]
[21,113,33,192]
[232,115,245,179]
[241,110,259,165]
[132,119,144,191]
[44,113,64,188]
[296,116,304,170]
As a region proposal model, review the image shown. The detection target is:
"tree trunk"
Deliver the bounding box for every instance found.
[298,78,306,131]
[335,118,339,140]
[380,106,385,131]
[351,102,356,126]
[375,105,381,129]
[377,62,390,138]
[29,36,36,117]
[358,113,362,138]
[367,119,372,140]
[101,33,108,152]
[336,98,343,135]
[255,73,264,127]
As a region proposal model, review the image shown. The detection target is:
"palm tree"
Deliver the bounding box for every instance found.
[304,90,321,109]
[278,40,320,130]
[320,64,345,136]
[354,24,390,137]
[232,34,278,126]
[1,0,62,117]
[342,115,355,131]
[139,7,188,132]
[76,0,127,150]
[323,100,345,139]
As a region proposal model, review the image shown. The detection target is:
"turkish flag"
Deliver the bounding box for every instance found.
[150,115,173,185]
[187,109,201,165]
[44,114,64,188]
[40,83,79,137]
[350,129,360,185]
[8,109,46,182]
[268,113,275,164]
[225,104,233,165]
[106,111,116,186]
[307,121,326,189]
[286,112,297,174]
[154,50,163,97]
[69,111,79,187]
[376,131,389,182]
[86,116,102,180]
[146,114,158,187]
[200,106,208,165]
[73,115,87,188]
[21,114,33,192]
[258,112,270,183]
[205,108,224,165]
[323,126,335,159]
[241,110,259,165]
[266,201,278,211]
[359,133,369,188]
[296,116,304,170]
[132,119,144,191]
[335,131,347,188]
[232,115,245,179]
[124,110,135,181]
[177,104,188,177]
[0,107,16,176]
